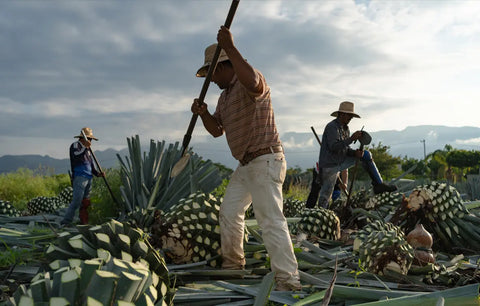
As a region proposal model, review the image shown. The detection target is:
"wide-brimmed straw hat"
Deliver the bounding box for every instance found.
[331,101,360,118]
[74,127,98,141]
[196,43,230,77]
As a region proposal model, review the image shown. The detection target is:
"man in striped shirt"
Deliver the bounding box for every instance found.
[191,26,301,291]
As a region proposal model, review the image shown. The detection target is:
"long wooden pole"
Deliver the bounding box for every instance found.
[345,126,364,205]
[180,0,240,156]
[310,126,349,197]
[81,130,119,205]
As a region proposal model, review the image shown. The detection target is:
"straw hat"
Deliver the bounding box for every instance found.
[196,43,230,77]
[331,101,360,118]
[74,127,98,141]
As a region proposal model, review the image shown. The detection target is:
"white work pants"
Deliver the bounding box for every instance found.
[219,152,300,284]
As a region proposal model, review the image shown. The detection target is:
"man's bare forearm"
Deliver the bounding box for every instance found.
[217,26,261,95]
[200,112,223,137]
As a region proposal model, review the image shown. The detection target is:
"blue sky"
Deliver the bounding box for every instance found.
[1,0,479,159]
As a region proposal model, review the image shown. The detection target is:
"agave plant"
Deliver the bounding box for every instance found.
[392,181,480,253]
[150,191,223,267]
[46,220,169,283]
[116,135,222,229]
[353,220,414,275]
[10,256,170,305]
[0,200,20,217]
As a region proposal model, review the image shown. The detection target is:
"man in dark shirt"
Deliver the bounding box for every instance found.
[317,101,397,208]
[306,163,345,208]
[61,127,103,226]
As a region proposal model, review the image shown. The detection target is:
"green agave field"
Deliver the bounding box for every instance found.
[1,135,480,305]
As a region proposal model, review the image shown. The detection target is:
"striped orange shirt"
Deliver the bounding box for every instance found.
[213,70,281,161]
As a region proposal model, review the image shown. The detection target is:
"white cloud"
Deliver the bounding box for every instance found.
[456,137,480,146]
[1,0,480,160]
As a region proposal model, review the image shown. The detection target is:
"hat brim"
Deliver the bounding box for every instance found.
[74,135,98,141]
[196,57,230,77]
[196,64,210,78]
[331,111,360,118]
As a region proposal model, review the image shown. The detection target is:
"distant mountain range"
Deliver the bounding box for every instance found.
[1,125,479,173]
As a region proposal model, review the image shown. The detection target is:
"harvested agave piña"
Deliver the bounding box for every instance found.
[283,197,306,218]
[57,186,73,206]
[246,197,305,219]
[26,196,63,215]
[354,220,414,275]
[13,256,169,305]
[394,181,480,253]
[150,191,223,267]
[0,200,20,217]
[297,207,341,240]
[45,219,170,294]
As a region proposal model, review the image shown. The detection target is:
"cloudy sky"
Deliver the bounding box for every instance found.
[1,0,480,160]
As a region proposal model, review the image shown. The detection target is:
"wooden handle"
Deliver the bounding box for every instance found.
[181,0,240,156]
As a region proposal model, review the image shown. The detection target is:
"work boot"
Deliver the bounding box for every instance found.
[275,280,302,291]
[221,262,246,279]
[79,198,91,225]
[361,150,397,195]
[373,183,398,195]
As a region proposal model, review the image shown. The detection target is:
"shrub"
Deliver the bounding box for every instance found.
[88,167,123,224]
[0,168,70,210]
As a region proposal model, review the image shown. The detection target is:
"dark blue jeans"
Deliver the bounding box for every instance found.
[62,176,92,223]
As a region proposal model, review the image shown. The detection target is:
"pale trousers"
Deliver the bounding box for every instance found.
[219,152,300,283]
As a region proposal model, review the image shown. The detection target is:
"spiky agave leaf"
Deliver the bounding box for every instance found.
[117,136,222,230]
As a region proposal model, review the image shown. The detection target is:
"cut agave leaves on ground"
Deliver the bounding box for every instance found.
[253,271,275,306]
[3,175,480,305]
[357,283,479,305]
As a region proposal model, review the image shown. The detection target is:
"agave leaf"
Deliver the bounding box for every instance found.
[253,271,275,306]
[84,270,119,304]
[215,280,299,305]
[357,283,479,305]
[117,136,222,229]
[59,268,81,304]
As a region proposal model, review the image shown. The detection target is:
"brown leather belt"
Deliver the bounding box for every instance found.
[240,145,283,166]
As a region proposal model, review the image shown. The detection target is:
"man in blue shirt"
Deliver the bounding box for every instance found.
[317,101,397,208]
[61,127,104,226]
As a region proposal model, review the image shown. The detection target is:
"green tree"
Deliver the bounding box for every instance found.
[446,149,480,179]
[401,156,428,178]
[425,145,452,181]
